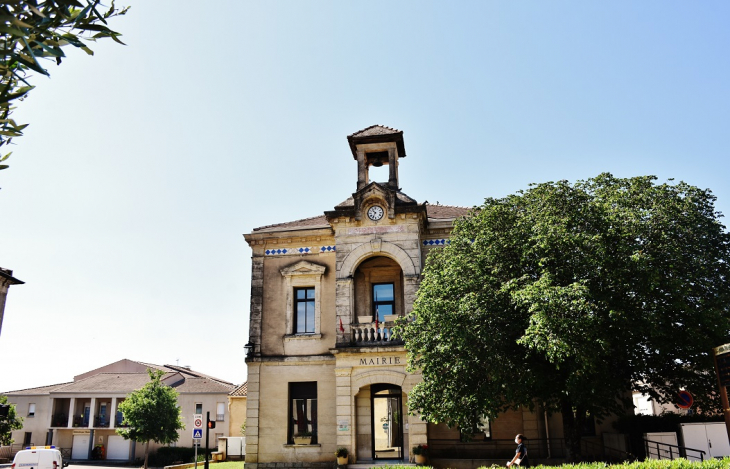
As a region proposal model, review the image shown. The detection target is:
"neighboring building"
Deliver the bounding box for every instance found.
[0,267,24,338]
[242,126,627,468]
[228,383,248,439]
[632,390,684,416]
[3,359,237,461]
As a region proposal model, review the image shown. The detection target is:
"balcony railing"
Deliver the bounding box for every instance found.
[72,416,89,427]
[94,416,110,428]
[116,415,128,427]
[351,322,402,345]
[216,414,225,421]
[51,413,68,427]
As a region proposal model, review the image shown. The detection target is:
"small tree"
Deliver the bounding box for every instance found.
[116,369,185,469]
[240,420,246,436]
[0,396,23,445]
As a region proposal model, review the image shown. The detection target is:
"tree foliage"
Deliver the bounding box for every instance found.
[0,0,128,170]
[0,395,23,445]
[397,174,730,459]
[117,369,185,469]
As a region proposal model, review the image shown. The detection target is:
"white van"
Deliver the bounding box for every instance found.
[11,446,68,469]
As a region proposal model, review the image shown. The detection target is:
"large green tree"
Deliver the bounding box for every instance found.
[398,174,730,460]
[0,395,23,445]
[0,0,128,170]
[116,369,185,469]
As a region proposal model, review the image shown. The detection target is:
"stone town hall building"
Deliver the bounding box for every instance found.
[242,126,618,468]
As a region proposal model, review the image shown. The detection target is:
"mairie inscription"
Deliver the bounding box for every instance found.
[359,356,401,366]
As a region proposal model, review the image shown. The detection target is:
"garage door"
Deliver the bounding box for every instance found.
[72,434,90,460]
[107,435,131,460]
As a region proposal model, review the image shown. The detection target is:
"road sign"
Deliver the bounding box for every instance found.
[678,390,694,409]
[193,413,204,439]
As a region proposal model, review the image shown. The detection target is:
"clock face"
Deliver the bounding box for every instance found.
[367,205,384,221]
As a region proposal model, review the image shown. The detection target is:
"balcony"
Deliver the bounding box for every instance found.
[351,321,403,345]
[94,416,110,428]
[216,414,225,422]
[72,416,89,428]
[51,413,68,427]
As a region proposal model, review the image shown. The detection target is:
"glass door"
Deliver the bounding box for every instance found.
[371,384,403,460]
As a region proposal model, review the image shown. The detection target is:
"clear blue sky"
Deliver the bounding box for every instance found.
[1,1,729,391]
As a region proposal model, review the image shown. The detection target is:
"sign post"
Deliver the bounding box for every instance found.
[713,343,730,441]
[192,414,203,469]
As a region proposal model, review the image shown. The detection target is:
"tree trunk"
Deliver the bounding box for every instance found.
[144,440,150,469]
[561,400,586,462]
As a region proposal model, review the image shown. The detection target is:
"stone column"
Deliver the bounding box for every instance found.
[403,275,421,315]
[249,256,264,356]
[67,399,75,428]
[335,278,354,346]
[357,150,367,190]
[387,148,398,189]
[110,397,117,429]
[335,367,353,454]
[243,362,260,469]
[88,398,96,428]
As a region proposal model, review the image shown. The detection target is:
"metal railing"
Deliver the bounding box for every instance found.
[429,437,634,462]
[644,439,706,462]
[72,416,89,427]
[94,416,110,428]
[51,413,68,427]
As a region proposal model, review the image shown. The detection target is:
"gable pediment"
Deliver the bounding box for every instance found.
[280,260,327,277]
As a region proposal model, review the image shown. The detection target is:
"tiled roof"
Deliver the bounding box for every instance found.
[51,373,165,393]
[4,382,72,395]
[252,215,330,233]
[229,383,248,397]
[250,202,470,234]
[0,267,24,285]
[334,190,417,209]
[162,364,234,386]
[348,125,402,138]
[427,204,471,219]
[174,377,237,394]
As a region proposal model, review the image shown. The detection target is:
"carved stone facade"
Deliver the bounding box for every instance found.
[243,126,629,468]
[243,126,469,468]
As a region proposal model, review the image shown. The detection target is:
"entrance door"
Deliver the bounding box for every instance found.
[371,384,403,460]
[72,434,90,460]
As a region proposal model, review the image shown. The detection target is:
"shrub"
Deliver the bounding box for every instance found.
[148,446,198,466]
[412,444,428,456]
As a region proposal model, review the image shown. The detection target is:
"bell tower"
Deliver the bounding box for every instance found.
[347,125,406,191]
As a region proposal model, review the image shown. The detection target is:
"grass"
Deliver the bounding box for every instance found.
[379,459,730,469]
[203,459,730,469]
[197,462,245,469]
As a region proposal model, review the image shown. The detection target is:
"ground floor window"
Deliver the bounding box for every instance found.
[289,382,317,444]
